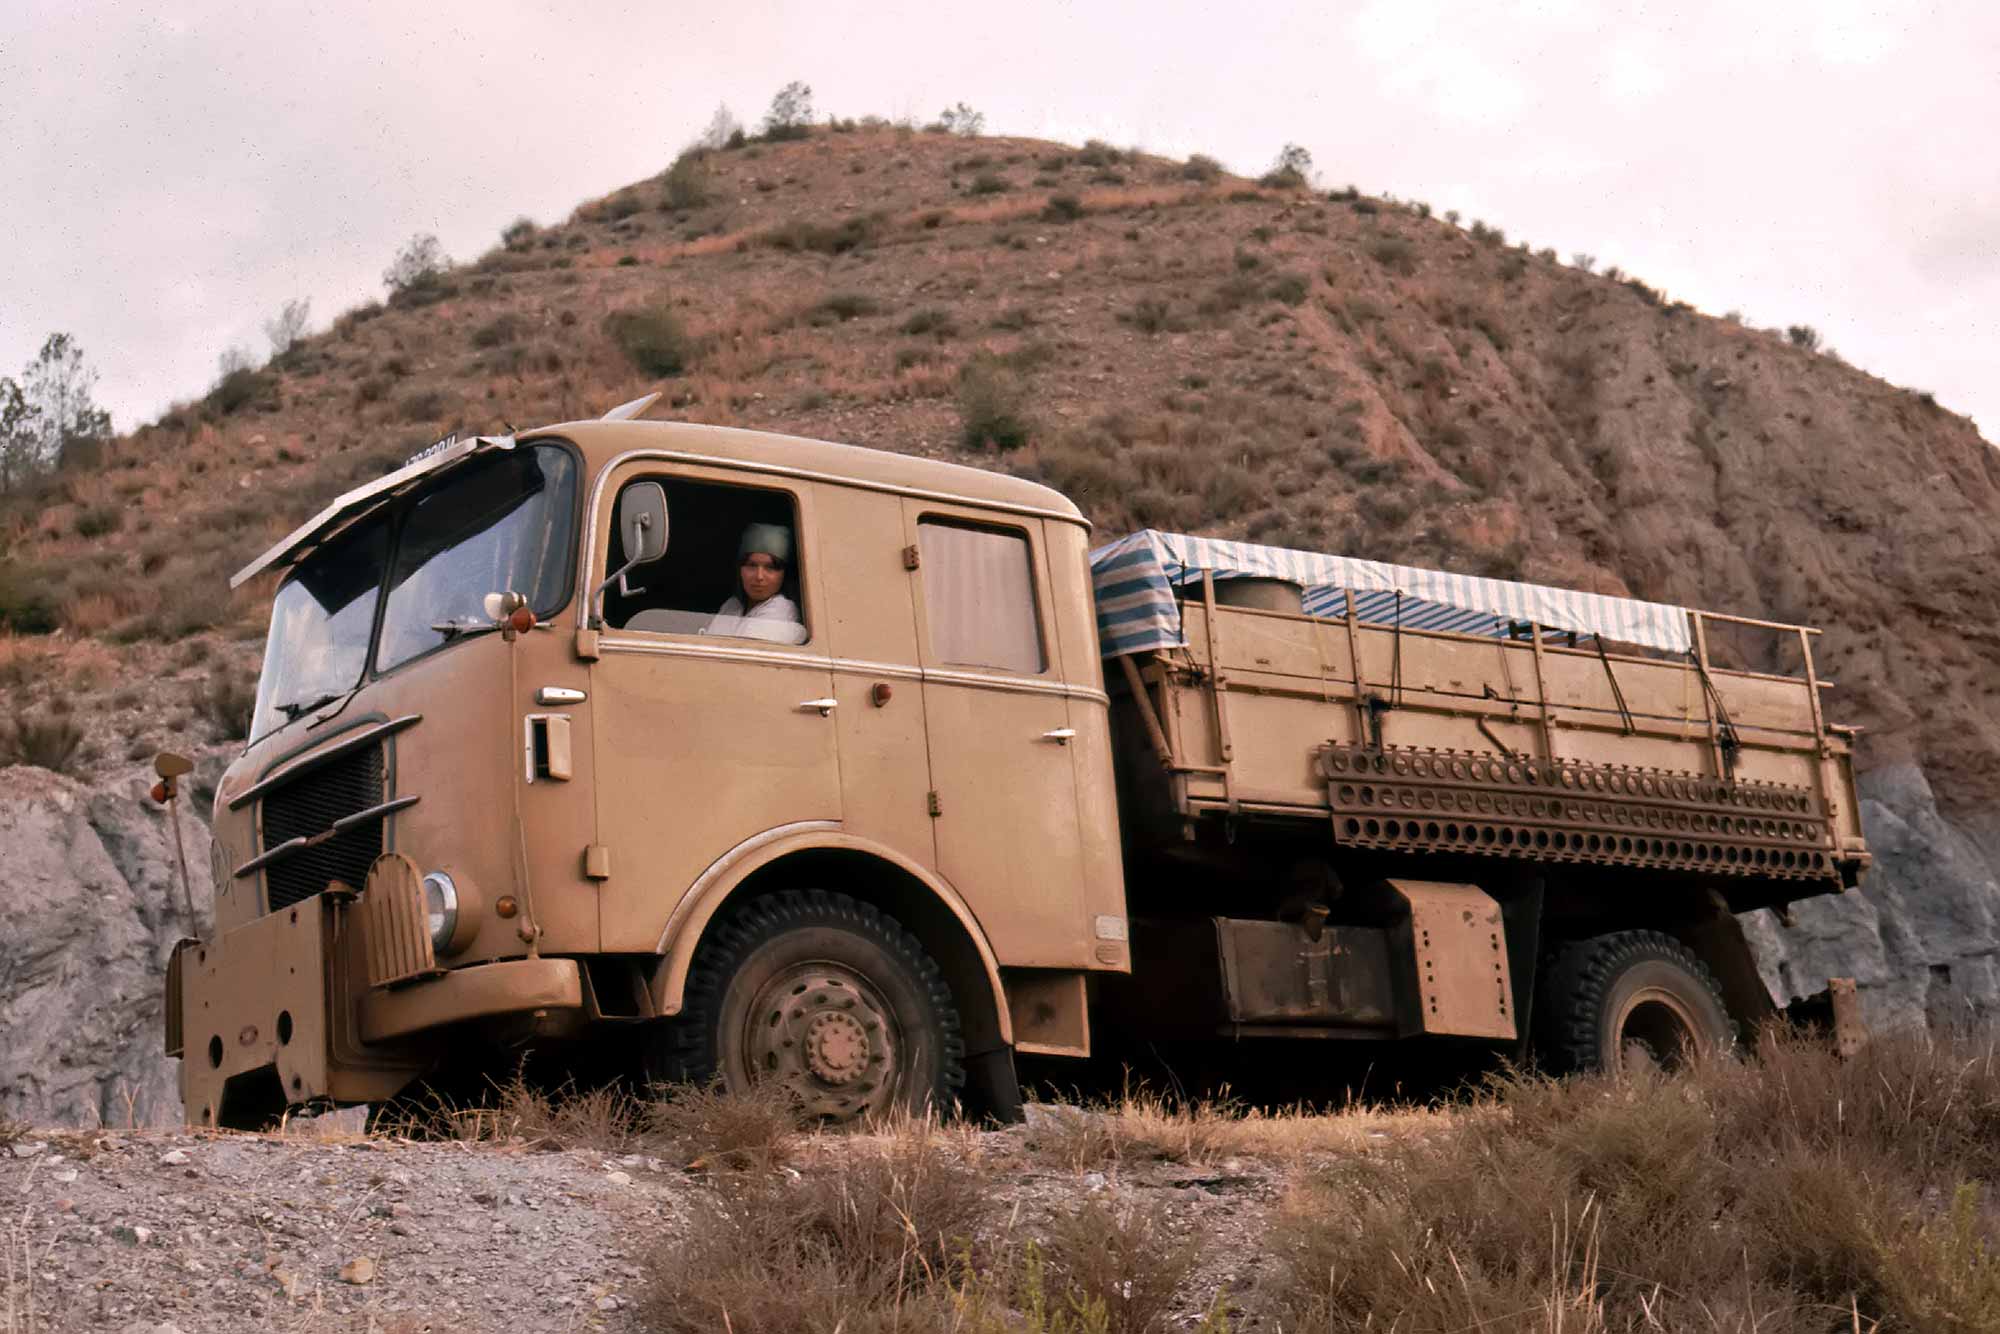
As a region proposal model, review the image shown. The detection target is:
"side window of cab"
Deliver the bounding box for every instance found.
[916,517,1046,673]
[603,478,809,646]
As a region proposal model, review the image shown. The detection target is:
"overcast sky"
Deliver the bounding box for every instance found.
[3,1,1995,443]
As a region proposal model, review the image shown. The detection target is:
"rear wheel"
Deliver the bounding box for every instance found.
[649,889,965,1121]
[1537,930,1733,1075]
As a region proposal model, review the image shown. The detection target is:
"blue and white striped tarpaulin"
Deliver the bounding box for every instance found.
[1089,529,1694,657]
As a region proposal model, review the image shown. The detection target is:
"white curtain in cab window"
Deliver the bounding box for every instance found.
[918,520,1045,674]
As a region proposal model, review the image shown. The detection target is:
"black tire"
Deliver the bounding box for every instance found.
[1536,930,1734,1075]
[648,889,966,1121]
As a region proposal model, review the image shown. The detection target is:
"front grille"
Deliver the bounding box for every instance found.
[262,744,386,910]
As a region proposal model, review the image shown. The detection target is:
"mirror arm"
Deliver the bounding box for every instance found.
[588,515,658,628]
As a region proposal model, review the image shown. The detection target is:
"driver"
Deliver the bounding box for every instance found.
[704,523,807,644]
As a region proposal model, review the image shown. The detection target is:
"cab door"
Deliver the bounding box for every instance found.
[590,465,841,952]
[902,501,1091,966]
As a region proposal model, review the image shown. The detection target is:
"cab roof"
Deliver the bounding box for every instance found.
[534,418,1084,524]
[233,417,1085,588]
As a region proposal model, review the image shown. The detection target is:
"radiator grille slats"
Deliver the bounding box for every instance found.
[262,745,387,910]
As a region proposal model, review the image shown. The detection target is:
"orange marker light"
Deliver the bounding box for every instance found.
[495,895,519,919]
[507,607,537,634]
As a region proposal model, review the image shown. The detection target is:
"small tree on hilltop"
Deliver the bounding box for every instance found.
[1787,324,1822,352]
[217,346,254,378]
[697,102,741,151]
[762,81,814,140]
[264,297,311,358]
[938,102,985,137]
[383,233,452,305]
[16,333,110,473]
[0,377,36,493]
[1261,143,1314,189]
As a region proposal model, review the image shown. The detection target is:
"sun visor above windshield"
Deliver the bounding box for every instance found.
[230,436,514,589]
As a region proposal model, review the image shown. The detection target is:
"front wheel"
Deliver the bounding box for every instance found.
[1536,930,1734,1075]
[648,889,966,1122]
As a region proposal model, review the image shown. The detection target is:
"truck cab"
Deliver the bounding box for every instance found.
[172,417,1125,1128]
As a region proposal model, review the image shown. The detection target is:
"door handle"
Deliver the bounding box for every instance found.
[1041,728,1077,744]
[798,698,838,717]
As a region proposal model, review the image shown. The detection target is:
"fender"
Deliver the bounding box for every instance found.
[647,821,1014,1046]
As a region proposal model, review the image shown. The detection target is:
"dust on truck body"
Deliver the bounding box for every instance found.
[166,414,1869,1127]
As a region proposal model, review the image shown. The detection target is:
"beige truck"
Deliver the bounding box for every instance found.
[165,405,1870,1127]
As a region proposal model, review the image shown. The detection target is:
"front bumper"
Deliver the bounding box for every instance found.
[168,865,584,1128]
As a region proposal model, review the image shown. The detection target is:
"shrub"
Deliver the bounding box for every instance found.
[605,305,695,376]
[1366,235,1415,275]
[1788,323,1822,351]
[1260,142,1314,188]
[1122,297,1180,334]
[207,367,279,416]
[1268,271,1310,305]
[1181,153,1222,182]
[0,712,84,774]
[1074,139,1123,167]
[938,101,985,137]
[194,668,255,741]
[958,357,1034,450]
[500,216,536,251]
[1040,193,1085,223]
[899,307,956,338]
[382,232,453,304]
[469,314,521,349]
[0,566,58,635]
[1467,219,1505,246]
[803,292,880,325]
[967,171,1009,196]
[398,387,450,423]
[73,504,120,538]
[760,80,814,139]
[760,213,884,254]
[661,151,711,210]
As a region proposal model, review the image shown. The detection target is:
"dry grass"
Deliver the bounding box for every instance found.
[641,1077,802,1171]
[1270,1029,2000,1333]
[641,1121,1230,1334]
[0,712,84,775]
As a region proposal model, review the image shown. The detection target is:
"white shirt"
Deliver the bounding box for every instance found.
[704,593,807,645]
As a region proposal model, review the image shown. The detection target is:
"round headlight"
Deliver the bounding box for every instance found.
[422,871,459,952]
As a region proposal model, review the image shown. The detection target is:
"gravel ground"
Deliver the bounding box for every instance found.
[1,1114,1295,1333]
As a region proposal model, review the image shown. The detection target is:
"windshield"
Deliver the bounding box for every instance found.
[251,517,389,741]
[376,446,577,670]
[247,443,578,743]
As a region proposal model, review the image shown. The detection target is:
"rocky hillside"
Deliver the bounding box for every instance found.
[1,125,1996,1122]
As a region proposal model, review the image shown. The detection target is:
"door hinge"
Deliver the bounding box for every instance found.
[926,790,942,817]
[583,844,612,880]
[902,544,921,571]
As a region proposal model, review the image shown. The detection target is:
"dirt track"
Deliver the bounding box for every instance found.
[2,1110,1301,1333]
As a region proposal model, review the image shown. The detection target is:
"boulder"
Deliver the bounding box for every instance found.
[0,767,211,1127]
[1742,763,2000,1034]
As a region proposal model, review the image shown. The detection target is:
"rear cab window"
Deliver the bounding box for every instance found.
[916,518,1046,673]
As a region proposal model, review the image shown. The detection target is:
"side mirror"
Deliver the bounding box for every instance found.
[617,483,668,566]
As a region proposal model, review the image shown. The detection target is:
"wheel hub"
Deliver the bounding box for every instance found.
[1613,986,1703,1073]
[805,1010,869,1084]
[744,965,898,1119]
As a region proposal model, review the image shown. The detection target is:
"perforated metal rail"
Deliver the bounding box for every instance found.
[1320,743,1839,882]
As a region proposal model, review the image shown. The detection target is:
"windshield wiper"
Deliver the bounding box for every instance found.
[429,616,497,643]
[275,692,343,722]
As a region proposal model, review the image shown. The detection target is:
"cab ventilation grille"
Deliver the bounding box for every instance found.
[262,745,386,911]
